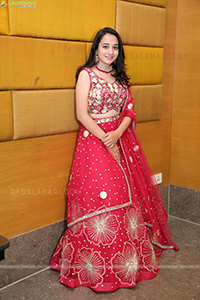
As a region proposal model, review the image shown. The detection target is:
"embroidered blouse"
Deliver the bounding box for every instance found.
[82,68,128,115]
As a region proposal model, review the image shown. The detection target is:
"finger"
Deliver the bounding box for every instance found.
[102,138,110,144]
[105,135,114,142]
[102,133,110,138]
[104,141,113,148]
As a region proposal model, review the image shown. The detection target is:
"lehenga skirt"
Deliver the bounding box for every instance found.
[50,116,178,292]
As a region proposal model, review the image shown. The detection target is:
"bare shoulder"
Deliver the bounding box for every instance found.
[76,69,90,94]
[77,69,90,84]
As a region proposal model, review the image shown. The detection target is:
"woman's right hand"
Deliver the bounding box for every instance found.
[108,144,120,164]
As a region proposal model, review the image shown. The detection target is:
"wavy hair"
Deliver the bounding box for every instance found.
[75,27,130,86]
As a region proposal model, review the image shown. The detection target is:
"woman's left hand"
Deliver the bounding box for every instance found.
[102,130,121,148]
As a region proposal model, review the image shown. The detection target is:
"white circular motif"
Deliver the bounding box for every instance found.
[128,103,133,110]
[83,130,89,137]
[100,191,107,199]
[134,145,139,152]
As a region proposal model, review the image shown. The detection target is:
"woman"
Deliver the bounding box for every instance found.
[50,27,178,292]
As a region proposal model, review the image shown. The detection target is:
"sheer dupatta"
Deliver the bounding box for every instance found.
[118,87,179,251]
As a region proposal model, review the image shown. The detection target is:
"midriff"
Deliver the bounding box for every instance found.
[89,110,119,119]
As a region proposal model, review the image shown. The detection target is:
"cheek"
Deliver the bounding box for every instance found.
[99,49,105,56]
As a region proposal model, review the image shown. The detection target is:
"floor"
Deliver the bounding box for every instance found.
[0,216,199,300]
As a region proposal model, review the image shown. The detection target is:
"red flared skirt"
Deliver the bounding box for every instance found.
[50,117,178,291]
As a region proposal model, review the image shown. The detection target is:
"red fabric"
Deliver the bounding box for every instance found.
[82,68,128,115]
[121,86,137,128]
[50,70,178,291]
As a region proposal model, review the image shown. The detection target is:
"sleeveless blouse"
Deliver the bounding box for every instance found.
[82,68,128,114]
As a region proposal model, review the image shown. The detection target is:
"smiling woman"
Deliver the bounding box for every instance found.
[50,27,178,292]
[95,34,119,72]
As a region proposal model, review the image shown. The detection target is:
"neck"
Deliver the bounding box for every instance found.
[96,62,113,74]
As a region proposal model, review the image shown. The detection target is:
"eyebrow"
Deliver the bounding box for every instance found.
[102,42,119,46]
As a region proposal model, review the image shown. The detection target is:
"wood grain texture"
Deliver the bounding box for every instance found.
[136,120,171,186]
[0,36,86,90]
[0,132,78,238]
[161,0,178,120]
[170,0,200,190]
[12,89,79,140]
[0,91,13,142]
[121,0,166,7]
[131,85,163,122]
[125,46,164,85]
[116,1,166,46]
[0,3,9,35]
[8,0,116,41]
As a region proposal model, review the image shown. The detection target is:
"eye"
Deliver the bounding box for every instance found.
[114,46,118,50]
[103,45,108,49]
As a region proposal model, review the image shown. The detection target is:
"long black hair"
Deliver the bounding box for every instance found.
[75,27,130,86]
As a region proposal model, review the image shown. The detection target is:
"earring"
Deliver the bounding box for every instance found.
[95,53,99,64]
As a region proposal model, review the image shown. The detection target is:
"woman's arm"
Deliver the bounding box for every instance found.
[76,70,106,140]
[76,70,120,163]
[102,87,136,148]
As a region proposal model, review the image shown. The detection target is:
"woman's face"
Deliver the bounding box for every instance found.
[96,33,119,67]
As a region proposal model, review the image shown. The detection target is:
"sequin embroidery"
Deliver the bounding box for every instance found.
[83,68,128,115]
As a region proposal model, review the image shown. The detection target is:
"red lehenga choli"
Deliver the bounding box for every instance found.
[50,68,178,291]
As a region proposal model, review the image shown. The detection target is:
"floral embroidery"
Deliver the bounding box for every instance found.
[84,212,119,245]
[141,240,159,273]
[68,222,83,237]
[85,68,127,114]
[111,242,139,285]
[100,191,107,199]
[67,188,84,225]
[134,145,139,152]
[60,238,74,278]
[128,103,133,109]
[74,248,106,288]
[129,156,133,163]
[83,130,89,137]
[124,207,146,241]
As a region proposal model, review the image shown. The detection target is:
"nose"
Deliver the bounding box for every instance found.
[108,46,114,55]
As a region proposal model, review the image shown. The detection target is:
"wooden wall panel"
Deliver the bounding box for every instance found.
[170,0,200,190]
[0,133,78,238]
[136,120,171,186]
[132,0,178,187]
[0,91,13,141]
[0,3,9,35]
[122,0,166,7]
[8,0,116,41]
[131,85,163,122]
[161,0,178,120]
[116,1,166,46]
[12,90,78,140]
[0,36,86,90]
[125,46,164,85]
